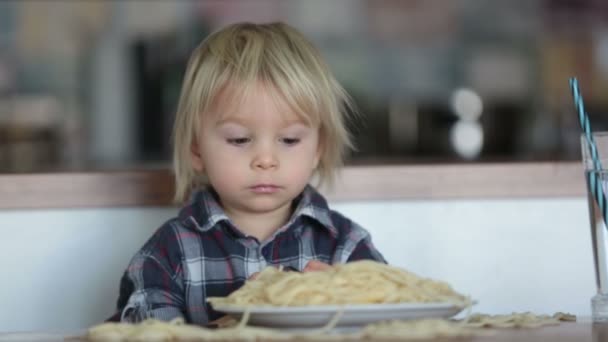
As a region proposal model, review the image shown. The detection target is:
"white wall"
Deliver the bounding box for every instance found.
[0,197,594,332]
[0,207,174,333]
[334,198,594,318]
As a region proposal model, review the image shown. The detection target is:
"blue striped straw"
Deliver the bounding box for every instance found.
[570,77,608,225]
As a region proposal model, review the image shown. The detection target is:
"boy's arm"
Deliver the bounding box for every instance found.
[346,235,387,263]
[330,211,387,264]
[116,251,186,322]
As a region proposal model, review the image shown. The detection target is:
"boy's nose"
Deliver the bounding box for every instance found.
[252,149,278,170]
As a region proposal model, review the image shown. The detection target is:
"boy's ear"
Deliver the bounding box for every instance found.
[190,140,204,172]
[313,138,323,170]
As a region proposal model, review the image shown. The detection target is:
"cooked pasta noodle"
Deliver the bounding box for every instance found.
[208,260,467,307]
[360,319,480,339]
[86,310,350,341]
[463,311,576,328]
[84,261,575,341]
[86,318,291,341]
[84,312,576,342]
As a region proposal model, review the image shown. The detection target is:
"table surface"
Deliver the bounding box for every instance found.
[0,322,606,342]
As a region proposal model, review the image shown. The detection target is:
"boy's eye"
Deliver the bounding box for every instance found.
[226,137,251,145]
[280,137,301,146]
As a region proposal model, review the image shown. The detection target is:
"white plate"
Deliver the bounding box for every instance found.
[210,302,468,328]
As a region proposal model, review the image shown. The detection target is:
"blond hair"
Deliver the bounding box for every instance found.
[172,22,356,203]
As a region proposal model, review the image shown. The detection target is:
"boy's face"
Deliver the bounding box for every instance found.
[190,83,321,217]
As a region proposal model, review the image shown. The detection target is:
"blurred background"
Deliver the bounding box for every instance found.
[0,0,607,173]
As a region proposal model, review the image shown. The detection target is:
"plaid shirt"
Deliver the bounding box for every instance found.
[114,185,385,325]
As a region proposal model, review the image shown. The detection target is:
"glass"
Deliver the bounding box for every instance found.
[593,322,608,342]
[582,132,608,322]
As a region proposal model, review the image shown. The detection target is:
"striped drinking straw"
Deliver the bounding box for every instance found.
[570,77,608,225]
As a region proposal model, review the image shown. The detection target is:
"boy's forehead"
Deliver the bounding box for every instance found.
[206,83,311,125]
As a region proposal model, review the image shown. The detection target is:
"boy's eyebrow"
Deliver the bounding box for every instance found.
[215,117,308,128]
[281,121,311,130]
[215,117,249,126]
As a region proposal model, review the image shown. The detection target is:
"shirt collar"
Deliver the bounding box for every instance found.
[179,185,337,237]
[290,185,337,236]
[178,187,230,232]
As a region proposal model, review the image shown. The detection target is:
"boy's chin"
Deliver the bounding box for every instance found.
[239,198,292,213]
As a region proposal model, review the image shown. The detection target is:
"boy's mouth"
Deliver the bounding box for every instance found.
[249,184,281,194]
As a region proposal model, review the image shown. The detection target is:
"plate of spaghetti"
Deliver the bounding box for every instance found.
[210,302,467,328]
[208,260,472,328]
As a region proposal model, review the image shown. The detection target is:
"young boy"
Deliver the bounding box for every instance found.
[114,22,385,325]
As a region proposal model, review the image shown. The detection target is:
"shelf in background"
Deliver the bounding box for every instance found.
[0,162,586,209]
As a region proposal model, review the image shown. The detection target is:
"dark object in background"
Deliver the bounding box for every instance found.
[131,23,209,163]
[131,36,184,163]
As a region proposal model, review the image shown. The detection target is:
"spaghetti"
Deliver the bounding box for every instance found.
[208,260,467,307]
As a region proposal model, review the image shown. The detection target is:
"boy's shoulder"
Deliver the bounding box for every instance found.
[301,185,370,239]
[135,214,201,256]
[326,209,370,238]
[155,215,194,235]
